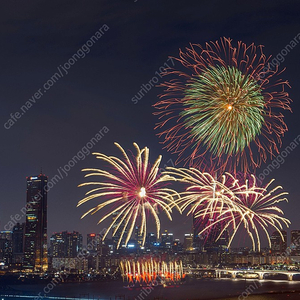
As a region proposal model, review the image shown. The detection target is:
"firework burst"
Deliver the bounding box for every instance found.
[77,143,179,249]
[165,168,290,251]
[165,168,249,245]
[221,175,291,251]
[165,167,247,215]
[154,37,291,173]
[120,257,185,286]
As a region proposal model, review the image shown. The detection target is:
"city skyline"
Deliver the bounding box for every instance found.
[1,171,298,251]
[2,222,300,274]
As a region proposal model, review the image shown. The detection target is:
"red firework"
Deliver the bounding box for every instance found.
[154,37,291,174]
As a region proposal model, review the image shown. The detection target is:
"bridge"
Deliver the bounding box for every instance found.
[215,269,300,281]
[186,267,300,281]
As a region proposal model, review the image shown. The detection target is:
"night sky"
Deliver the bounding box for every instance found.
[1,0,299,247]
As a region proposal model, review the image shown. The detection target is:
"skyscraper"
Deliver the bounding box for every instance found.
[87,233,97,251]
[161,230,173,249]
[183,233,194,252]
[87,233,101,252]
[270,230,287,254]
[12,223,25,264]
[134,226,143,248]
[67,231,82,257]
[50,232,66,258]
[87,232,104,252]
[291,230,300,255]
[192,214,201,250]
[50,231,83,258]
[0,231,13,240]
[0,231,13,267]
[145,233,157,250]
[203,223,229,254]
[111,211,127,250]
[23,174,48,272]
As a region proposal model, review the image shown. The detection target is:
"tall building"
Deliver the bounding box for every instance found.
[0,231,13,266]
[50,232,66,258]
[87,233,97,251]
[192,214,200,246]
[87,233,103,251]
[270,230,287,254]
[218,229,230,253]
[12,223,25,264]
[161,230,173,249]
[203,223,229,254]
[0,231,13,240]
[68,231,82,257]
[134,226,143,248]
[145,233,157,249]
[183,233,194,252]
[111,211,127,250]
[50,231,82,258]
[23,174,48,272]
[192,214,197,235]
[291,230,300,255]
[172,238,182,253]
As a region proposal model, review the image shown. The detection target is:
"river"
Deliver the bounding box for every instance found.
[2,278,300,300]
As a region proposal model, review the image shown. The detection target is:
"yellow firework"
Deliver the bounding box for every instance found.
[165,168,290,251]
[77,142,180,249]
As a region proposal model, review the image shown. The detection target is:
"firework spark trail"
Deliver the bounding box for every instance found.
[120,257,185,285]
[77,142,180,249]
[165,167,290,251]
[154,37,292,174]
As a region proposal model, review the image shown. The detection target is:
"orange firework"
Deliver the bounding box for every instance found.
[120,257,185,286]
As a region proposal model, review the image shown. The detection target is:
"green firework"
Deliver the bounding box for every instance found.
[181,65,264,156]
